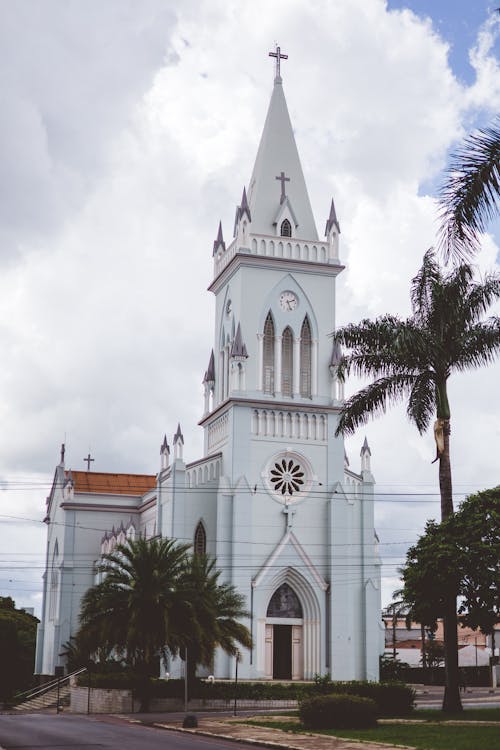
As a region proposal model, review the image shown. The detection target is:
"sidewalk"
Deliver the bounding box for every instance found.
[150,714,414,750]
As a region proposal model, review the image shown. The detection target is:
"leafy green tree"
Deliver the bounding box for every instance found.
[401,487,500,654]
[0,597,39,703]
[438,118,500,262]
[334,250,500,712]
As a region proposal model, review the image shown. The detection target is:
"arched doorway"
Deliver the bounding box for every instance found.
[265,583,303,680]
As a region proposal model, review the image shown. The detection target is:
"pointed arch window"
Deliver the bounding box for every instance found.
[194,522,207,556]
[280,219,292,237]
[300,317,312,397]
[281,327,293,396]
[263,313,275,394]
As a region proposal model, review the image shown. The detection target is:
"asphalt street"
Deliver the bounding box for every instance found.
[0,713,239,750]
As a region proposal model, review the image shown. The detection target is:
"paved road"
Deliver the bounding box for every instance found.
[0,713,239,750]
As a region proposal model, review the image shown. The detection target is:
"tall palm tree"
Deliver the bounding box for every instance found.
[334,249,500,712]
[178,553,251,691]
[438,118,500,262]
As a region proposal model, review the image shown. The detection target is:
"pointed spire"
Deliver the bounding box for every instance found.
[212,221,226,256]
[160,434,170,455]
[325,198,341,236]
[240,186,251,221]
[329,340,342,368]
[246,79,318,239]
[361,436,371,456]
[173,423,184,445]
[230,323,248,358]
[59,443,65,466]
[203,350,215,384]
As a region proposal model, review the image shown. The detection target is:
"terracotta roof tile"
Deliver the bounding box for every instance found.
[68,471,156,496]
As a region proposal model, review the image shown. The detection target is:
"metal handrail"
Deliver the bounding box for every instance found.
[14,667,87,704]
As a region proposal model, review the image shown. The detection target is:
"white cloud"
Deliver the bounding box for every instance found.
[1,0,498,612]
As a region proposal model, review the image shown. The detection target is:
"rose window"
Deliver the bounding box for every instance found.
[270,458,305,496]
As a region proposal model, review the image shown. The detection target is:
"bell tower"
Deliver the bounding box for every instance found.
[195,49,381,682]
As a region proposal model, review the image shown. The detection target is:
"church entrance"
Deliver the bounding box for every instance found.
[273,625,292,679]
[265,583,304,680]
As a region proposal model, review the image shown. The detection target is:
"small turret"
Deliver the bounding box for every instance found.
[233,187,251,245]
[325,198,340,260]
[212,221,226,256]
[202,350,216,416]
[173,423,184,461]
[230,323,248,393]
[329,339,344,402]
[160,434,170,471]
[360,436,372,472]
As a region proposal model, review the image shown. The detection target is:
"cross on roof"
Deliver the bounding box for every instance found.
[269,45,288,80]
[275,171,290,203]
[83,453,94,471]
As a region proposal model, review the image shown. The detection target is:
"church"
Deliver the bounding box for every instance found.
[35,49,383,682]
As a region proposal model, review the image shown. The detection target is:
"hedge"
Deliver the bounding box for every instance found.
[300,693,378,729]
[76,673,414,714]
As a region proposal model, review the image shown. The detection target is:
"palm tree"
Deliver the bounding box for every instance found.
[178,553,251,692]
[334,249,500,712]
[438,118,500,262]
[77,536,192,709]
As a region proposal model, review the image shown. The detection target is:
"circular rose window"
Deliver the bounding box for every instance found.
[264,451,313,503]
[270,458,305,495]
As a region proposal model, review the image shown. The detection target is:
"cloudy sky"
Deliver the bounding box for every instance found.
[1,0,499,616]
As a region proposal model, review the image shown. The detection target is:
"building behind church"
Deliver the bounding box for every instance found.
[35,54,383,682]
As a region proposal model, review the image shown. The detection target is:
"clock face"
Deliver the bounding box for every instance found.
[279,291,298,311]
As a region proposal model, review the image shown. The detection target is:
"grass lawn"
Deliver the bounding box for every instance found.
[243,717,500,750]
[414,707,500,722]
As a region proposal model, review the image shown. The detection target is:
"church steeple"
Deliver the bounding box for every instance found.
[245,54,319,241]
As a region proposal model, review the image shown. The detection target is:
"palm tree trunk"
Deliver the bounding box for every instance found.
[438,419,462,713]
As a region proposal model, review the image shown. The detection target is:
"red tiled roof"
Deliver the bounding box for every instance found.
[68,471,156,496]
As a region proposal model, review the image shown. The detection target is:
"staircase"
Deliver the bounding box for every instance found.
[12,668,86,713]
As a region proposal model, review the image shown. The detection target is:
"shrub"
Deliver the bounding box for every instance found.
[299,693,378,729]
[310,679,415,716]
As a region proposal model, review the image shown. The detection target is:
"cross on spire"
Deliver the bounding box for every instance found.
[275,171,290,203]
[83,453,94,470]
[269,45,288,81]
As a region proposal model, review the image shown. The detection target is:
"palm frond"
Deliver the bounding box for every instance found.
[410,248,442,320]
[406,371,436,433]
[335,374,417,436]
[453,319,500,371]
[438,118,500,262]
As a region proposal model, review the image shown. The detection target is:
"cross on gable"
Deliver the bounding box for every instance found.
[269,45,288,80]
[83,453,94,471]
[275,171,290,203]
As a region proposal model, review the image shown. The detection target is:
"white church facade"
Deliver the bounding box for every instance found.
[35,54,383,682]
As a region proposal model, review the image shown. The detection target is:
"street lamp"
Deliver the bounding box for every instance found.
[233,651,242,716]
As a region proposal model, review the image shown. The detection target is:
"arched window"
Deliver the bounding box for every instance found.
[300,317,312,397]
[280,219,292,237]
[263,313,275,394]
[267,583,303,618]
[281,327,293,396]
[49,540,59,621]
[194,522,206,556]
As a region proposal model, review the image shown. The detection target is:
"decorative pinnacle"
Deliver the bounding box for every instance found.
[329,340,342,368]
[203,350,215,384]
[325,198,341,236]
[361,436,371,456]
[230,323,248,358]
[213,221,225,256]
[173,423,184,445]
[160,434,170,455]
